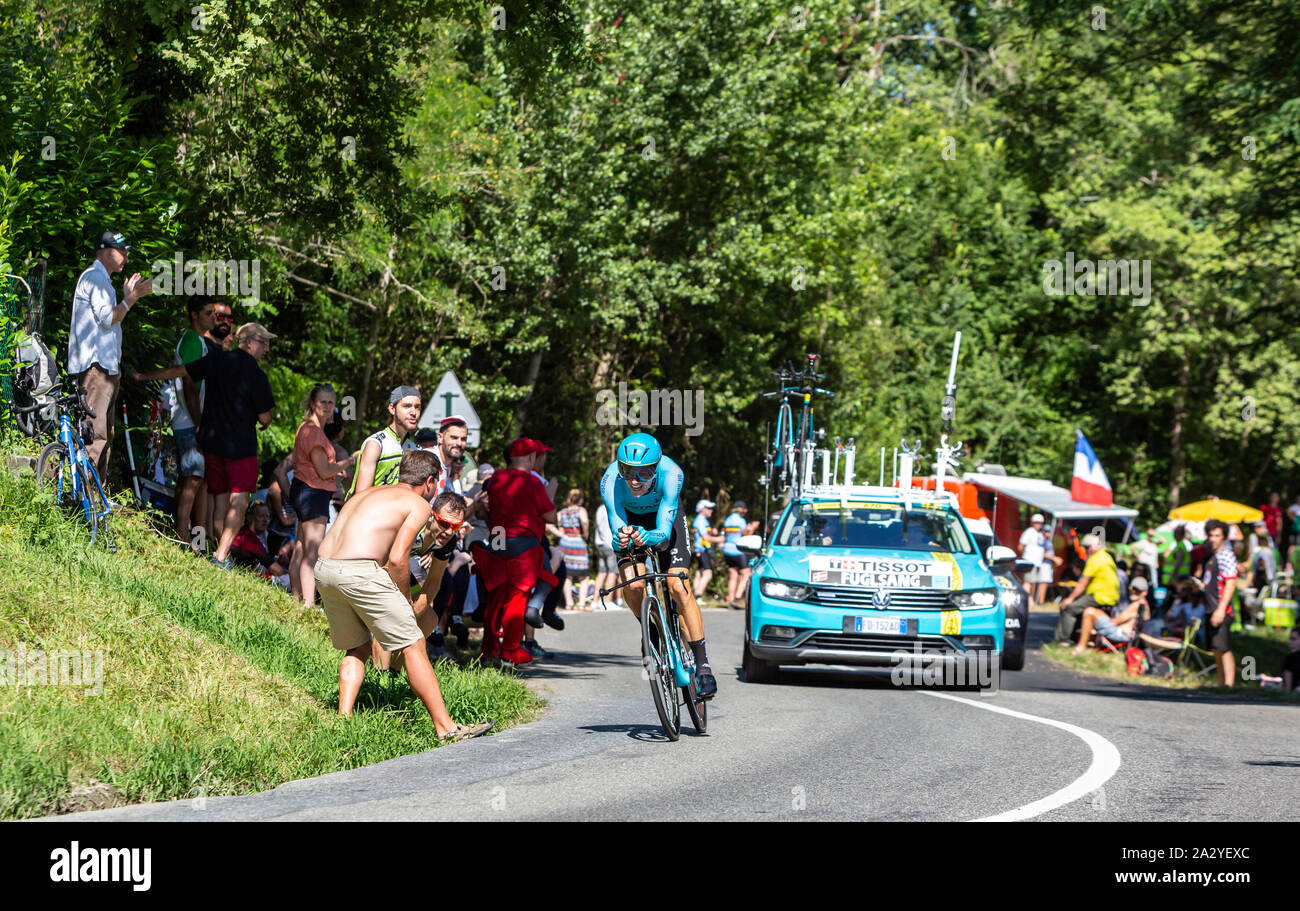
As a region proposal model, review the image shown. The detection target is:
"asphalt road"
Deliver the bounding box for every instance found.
[59,608,1300,821]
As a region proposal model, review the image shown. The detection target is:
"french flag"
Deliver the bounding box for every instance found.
[1071,430,1113,506]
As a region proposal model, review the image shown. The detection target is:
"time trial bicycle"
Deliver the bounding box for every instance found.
[600,546,707,741]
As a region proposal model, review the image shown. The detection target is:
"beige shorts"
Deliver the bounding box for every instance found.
[315,557,423,653]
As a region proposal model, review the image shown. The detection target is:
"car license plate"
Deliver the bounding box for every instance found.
[843,616,913,635]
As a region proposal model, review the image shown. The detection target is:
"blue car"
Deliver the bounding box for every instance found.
[741,486,1004,690]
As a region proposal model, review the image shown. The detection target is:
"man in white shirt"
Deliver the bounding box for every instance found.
[67,230,153,480]
[1133,528,1161,584]
[1018,513,1057,606]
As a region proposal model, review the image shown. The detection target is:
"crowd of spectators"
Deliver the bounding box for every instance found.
[1039,499,1299,689]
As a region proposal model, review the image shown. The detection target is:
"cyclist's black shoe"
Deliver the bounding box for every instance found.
[696,670,718,700]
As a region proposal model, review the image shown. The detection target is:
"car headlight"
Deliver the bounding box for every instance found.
[999,589,1019,608]
[948,588,998,609]
[760,578,815,602]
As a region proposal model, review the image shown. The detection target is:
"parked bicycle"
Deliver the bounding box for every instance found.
[15,385,112,544]
[600,547,707,741]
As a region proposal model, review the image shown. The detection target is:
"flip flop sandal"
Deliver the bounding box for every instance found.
[441,720,494,743]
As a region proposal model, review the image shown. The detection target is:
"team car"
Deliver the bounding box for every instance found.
[740,484,1004,690]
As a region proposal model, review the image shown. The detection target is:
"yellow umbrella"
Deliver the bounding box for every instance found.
[1168,499,1263,523]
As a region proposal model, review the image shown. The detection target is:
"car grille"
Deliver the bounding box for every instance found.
[810,584,949,611]
[803,632,952,654]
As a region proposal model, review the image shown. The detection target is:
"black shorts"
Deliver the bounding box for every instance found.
[695,549,713,571]
[290,477,333,522]
[1205,615,1233,652]
[723,551,749,570]
[617,511,692,571]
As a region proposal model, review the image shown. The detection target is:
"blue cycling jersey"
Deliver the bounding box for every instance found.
[600,455,685,551]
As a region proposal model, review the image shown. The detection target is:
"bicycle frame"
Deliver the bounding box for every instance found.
[40,394,110,527]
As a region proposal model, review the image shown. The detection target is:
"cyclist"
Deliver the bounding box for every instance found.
[600,432,717,699]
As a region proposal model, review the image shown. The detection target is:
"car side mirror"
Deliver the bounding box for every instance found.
[1014,559,1036,575]
[737,534,764,555]
[986,545,1017,566]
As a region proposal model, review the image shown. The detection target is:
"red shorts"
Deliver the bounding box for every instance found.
[204,454,259,495]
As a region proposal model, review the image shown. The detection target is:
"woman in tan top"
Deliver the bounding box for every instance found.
[289,384,354,606]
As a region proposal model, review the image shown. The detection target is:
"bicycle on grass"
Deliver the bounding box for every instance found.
[600,546,707,741]
[15,385,112,545]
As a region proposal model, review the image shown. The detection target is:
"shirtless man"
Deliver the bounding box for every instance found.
[316,449,490,742]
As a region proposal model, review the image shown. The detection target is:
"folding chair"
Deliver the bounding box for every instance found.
[1138,617,1215,680]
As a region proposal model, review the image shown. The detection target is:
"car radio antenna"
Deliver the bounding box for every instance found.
[935,331,964,496]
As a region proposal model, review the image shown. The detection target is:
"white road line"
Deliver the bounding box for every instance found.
[921,691,1122,822]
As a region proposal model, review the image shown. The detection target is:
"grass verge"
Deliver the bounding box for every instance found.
[0,434,541,819]
[1040,625,1299,701]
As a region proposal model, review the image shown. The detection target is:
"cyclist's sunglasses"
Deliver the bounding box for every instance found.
[619,463,656,483]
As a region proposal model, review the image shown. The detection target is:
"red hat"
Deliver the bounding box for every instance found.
[440,414,468,430]
[507,437,535,459]
[530,438,553,453]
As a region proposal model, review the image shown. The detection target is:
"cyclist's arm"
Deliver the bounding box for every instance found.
[642,464,683,548]
[600,465,630,550]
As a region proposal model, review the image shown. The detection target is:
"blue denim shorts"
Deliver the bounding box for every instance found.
[173,426,205,478]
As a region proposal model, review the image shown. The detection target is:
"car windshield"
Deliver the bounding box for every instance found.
[776,501,975,555]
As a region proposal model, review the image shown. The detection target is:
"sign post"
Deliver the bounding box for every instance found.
[418,370,482,448]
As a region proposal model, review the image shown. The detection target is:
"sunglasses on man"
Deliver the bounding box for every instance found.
[431,511,467,532]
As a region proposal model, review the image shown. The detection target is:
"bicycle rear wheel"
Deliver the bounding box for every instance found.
[641,593,680,741]
[80,458,109,546]
[674,610,707,734]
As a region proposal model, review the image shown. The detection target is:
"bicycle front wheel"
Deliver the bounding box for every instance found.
[641,595,680,741]
[36,441,71,508]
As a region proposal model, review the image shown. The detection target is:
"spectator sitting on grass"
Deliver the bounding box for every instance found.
[1146,577,1203,639]
[231,501,291,589]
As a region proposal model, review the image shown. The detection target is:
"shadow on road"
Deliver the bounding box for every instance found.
[733,665,993,694]
[577,722,705,742]
[517,650,639,680]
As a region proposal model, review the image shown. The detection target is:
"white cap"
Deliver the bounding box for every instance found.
[696,499,716,512]
[1031,513,1045,523]
[1081,533,1102,548]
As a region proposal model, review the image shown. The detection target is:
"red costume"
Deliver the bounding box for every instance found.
[477,461,556,664]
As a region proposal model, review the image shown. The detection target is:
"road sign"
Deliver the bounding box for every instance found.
[418,370,482,447]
